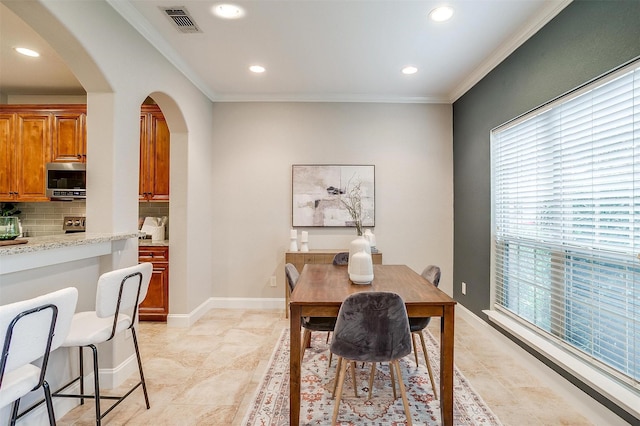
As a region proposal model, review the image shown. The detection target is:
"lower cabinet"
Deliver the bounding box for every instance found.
[138,245,169,321]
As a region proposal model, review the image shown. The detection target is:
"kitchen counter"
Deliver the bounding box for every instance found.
[0,232,139,275]
[138,239,169,247]
[0,232,139,256]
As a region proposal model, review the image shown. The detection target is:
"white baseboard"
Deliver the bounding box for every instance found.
[167,297,285,328]
[99,353,137,389]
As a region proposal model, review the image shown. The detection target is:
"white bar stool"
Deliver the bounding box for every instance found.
[0,287,78,425]
[53,263,152,425]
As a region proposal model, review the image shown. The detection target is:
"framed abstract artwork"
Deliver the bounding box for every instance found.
[291,164,375,228]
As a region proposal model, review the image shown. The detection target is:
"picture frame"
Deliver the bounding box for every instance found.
[292,164,375,228]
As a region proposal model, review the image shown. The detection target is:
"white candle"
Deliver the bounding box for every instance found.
[290,229,297,239]
[301,231,308,242]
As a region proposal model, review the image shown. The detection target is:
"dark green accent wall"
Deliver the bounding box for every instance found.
[453,0,640,318]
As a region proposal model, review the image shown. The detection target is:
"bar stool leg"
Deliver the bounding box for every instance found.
[90,344,101,426]
[131,327,150,408]
[43,381,57,425]
[79,347,85,405]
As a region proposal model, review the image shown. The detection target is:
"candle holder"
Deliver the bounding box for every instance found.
[300,231,309,252]
[289,229,298,252]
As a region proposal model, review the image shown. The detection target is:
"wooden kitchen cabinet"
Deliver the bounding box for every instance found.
[284,249,382,317]
[139,105,170,201]
[138,245,169,321]
[0,111,51,202]
[50,107,87,162]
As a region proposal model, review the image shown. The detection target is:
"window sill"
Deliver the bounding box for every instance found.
[484,309,640,421]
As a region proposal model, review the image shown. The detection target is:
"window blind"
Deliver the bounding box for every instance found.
[491,60,640,387]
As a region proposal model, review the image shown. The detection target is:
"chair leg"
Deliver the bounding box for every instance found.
[43,380,57,426]
[391,360,413,426]
[418,331,438,399]
[301,329,311,363]
[350,361,358,397]
[9,399,20,426]
[368,363,376,400]
[411,332,419,367]
[131,327,150,409]
[79,346,85,405]
[389,362,397,399]
[332,357,348,426]
[332,357,342,397]
[89,344,102,426]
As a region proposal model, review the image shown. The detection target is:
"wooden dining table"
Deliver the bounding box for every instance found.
[289,263,457,425]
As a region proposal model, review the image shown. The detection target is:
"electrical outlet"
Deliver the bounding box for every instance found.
[269,276,277,287]
[461,281,467,295]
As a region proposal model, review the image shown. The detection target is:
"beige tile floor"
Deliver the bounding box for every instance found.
[57,308,622,425]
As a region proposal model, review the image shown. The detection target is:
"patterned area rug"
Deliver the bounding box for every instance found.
[243,328,502,426]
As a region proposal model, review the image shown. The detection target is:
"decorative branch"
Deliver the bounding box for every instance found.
[339,178,363,236]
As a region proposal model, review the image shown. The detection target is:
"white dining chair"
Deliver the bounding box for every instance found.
[53,263,152,425]
[0,287,78,425]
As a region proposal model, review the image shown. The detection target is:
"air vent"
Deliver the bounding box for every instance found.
[161,7,202,33]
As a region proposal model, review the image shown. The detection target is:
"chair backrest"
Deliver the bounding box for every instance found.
[330,291,412,363]
[285,263,299,293]
[0,287,78,383]
[332,252,349,265]
[95,262,152,321]
[421,265,441,287]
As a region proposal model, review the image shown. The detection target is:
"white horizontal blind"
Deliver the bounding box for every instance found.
[491,60,640,386]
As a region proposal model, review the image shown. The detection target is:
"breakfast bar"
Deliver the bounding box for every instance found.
[0,232,141,424]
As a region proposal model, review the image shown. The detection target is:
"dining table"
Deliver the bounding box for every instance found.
[289,263,457,425]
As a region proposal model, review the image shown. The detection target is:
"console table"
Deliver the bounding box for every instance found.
[284,249,382,317]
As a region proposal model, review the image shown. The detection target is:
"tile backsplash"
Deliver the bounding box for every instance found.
[17,201,86,236]
[11,201,169,238]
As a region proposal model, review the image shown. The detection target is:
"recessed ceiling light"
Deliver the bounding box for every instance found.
[14,47,40,57]
[249,65,266,74]
[402,66,418,75]
[429,6,454,22]
[212,3,245,19]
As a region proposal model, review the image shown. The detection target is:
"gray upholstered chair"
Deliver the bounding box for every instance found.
[409,264,441,399]
[332,252,349,265]
[285,263,336,363]
[330,291,413,426]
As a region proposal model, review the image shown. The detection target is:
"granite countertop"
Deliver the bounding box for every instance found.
[0,232,140,256]
[138,239,169,247]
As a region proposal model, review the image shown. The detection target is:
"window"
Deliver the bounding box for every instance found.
[491,60,640,388]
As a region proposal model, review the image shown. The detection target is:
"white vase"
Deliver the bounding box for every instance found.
[348,236,373,283]
[349,246,374,284]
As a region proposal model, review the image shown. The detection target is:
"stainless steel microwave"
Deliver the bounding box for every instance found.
[46,163,86,199]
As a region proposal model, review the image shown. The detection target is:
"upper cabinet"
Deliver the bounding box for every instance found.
[139,105,170,202]
[50,106,87,163]
[0,109,52,202]
[0,105,87,202]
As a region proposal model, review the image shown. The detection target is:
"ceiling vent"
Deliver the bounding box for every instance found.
[161,7,202,33]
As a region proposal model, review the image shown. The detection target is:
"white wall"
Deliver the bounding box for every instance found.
[209,102,454,298]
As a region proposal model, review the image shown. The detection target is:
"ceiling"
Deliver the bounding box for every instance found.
[1,0,571,103]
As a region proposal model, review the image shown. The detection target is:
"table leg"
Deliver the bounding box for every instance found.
[290,304,302,426]
[440,305,455,426]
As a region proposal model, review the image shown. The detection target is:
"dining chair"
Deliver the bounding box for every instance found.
[330,291,413,426]
[0,287,78,426]
[409,264,441,399]
[332,252,349,265]
[53,263,152,425]
[285,263,336,363]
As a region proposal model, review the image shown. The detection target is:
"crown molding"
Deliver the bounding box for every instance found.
[450,0,573,102]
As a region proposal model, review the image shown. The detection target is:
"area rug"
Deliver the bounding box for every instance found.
[243,328,502,426]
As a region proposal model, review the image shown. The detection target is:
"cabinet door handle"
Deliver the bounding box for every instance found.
[77,154,82,159]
